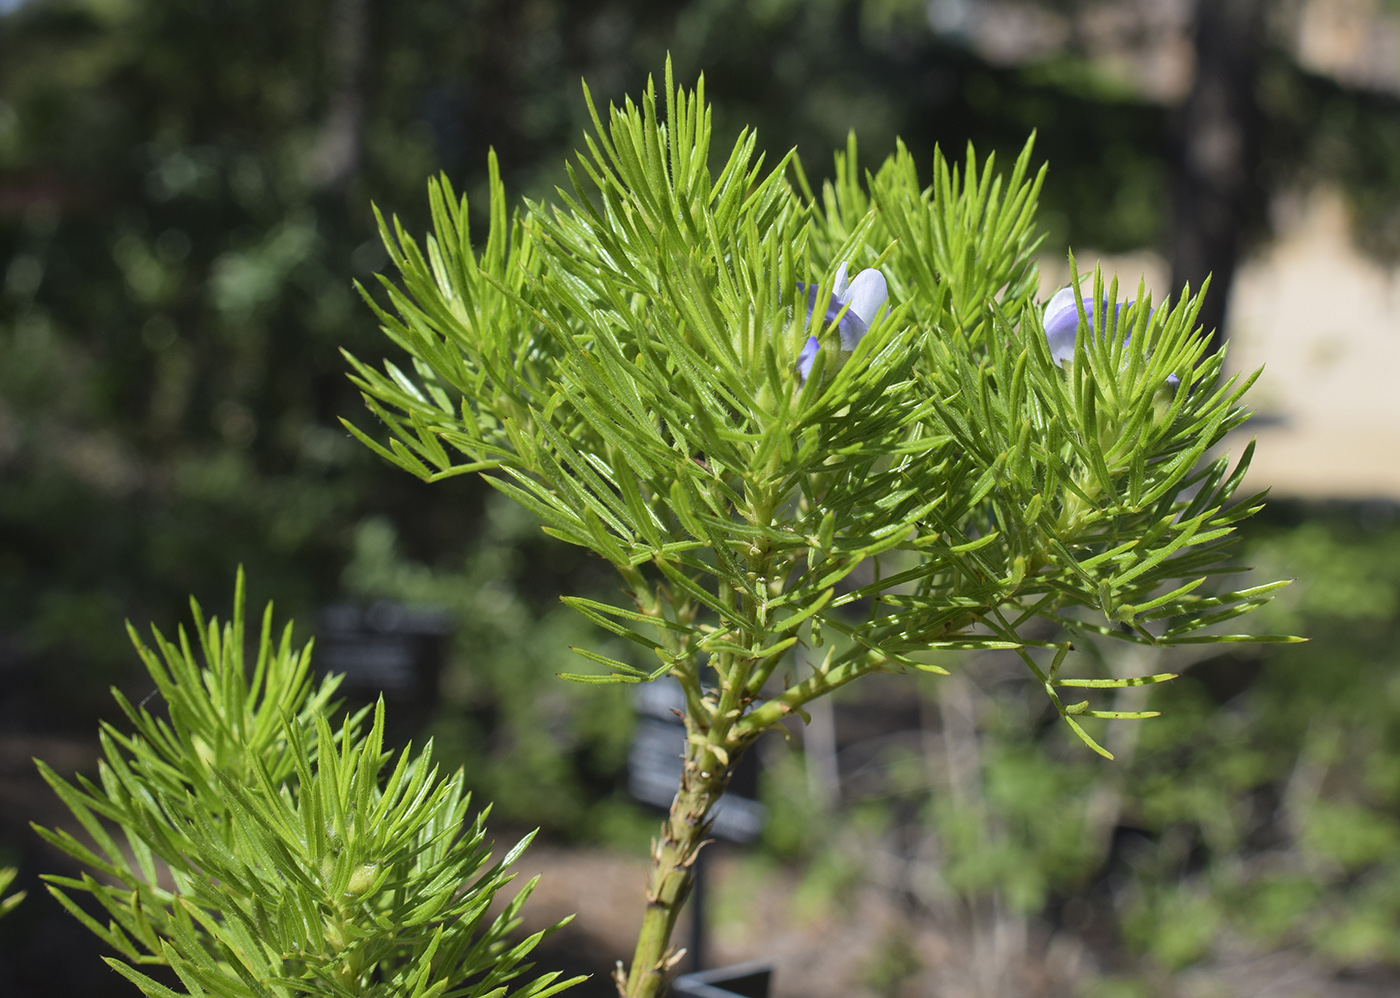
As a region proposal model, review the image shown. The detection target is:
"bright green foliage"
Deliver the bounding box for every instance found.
[345,62,1293,758]
[0,866,23,919]
[32,570,583,998]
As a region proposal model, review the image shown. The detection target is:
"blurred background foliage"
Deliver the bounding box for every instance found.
[2,0,1400,994]
[749,507,1400,992]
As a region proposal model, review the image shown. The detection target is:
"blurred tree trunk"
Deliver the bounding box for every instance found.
[307,0,372,190]
[1168,0,1267,354]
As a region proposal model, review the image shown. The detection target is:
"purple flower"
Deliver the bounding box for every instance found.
[1042,285,1142,365]
[796,262,888,381]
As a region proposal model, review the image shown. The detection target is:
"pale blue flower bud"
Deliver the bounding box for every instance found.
[1042,285,1142,364]
[796,262,888,381]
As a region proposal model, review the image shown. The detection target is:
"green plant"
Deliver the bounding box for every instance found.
[32,570,582,998]
[345,60,1293,997]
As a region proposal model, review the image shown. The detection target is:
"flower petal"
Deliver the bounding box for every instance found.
[843,268,888,326]
[832,261,851,300]
[1043,286,1081,331]
[837,313,869,353]
[1043,287,1083,364]
[796,336,820,382]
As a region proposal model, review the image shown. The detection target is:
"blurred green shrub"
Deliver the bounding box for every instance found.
[1119,513,1400,970]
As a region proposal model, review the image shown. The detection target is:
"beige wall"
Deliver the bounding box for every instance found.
[1227,189,1400,499]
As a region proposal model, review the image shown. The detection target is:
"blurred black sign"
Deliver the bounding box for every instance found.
[316,602,451,703]
[629,678,765,844]
[672,960,772,998]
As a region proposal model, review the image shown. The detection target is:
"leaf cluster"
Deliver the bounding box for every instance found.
[33,570,582,998]
[0,866,23,919]
[343,61,1293,757]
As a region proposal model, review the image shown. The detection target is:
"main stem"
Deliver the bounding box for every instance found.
[620,739,732,998]
[622,488,781,998]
